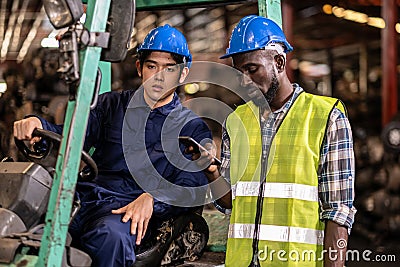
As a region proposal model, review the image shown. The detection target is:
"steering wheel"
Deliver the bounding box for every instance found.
[14,128,98,180]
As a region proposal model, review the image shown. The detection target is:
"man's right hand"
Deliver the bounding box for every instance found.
[13,117,43,144]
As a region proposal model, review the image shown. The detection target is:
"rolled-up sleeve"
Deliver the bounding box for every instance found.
[318,108,357,234]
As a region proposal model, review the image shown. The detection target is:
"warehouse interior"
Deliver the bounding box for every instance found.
[0,0,399,266]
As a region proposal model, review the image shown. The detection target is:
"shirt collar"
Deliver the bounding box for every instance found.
[129,87,182,117]
[273,83,303,114]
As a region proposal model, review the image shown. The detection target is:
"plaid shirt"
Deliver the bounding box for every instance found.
[217,84,356,232]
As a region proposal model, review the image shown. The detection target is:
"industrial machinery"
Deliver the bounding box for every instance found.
[0,0,280,266]
[0,128,97,266]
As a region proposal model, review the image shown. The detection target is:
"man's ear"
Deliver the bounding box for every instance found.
[136,60,142,77]
[275,54,286,73]
[179,67,189,83]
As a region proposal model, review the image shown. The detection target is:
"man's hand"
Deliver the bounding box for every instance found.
[111,193,154,245]
[186,141,219,173]
[13,117,43,144]
[188,142,232,209]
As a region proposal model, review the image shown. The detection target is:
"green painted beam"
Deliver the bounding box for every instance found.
[136,0,245,10]
[135,0,283,28]
[99,61,111,94]
[36,0,111,266]
[258,0,282,27]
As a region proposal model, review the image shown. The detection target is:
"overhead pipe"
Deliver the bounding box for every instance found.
[282,1,294,82]
[381,0,398,127]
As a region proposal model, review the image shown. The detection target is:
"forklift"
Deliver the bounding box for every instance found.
[0,0,282,266]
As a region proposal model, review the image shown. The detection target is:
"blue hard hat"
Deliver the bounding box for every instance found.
[137,24,192,67]
[220,15,293,59]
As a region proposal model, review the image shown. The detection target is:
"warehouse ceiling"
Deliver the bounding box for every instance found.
[0,0,397,67]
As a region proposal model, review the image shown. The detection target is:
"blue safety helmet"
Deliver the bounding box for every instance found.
[220,15,293,59]
[137,24,192,68]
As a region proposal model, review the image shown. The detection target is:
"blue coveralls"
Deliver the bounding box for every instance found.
[38,88,211,267]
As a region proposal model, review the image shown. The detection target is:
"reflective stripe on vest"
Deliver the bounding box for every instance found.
[232,181,318,202]
[228,223,324,245]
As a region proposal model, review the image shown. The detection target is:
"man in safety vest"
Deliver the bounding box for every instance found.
[203,15,356,267]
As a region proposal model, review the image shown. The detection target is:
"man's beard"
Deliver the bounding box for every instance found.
[251,74,279,108]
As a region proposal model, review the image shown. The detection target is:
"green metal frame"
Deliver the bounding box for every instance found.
[135,0,282,27]
[136,0,246,10]
[0,1,281,266]
[36,0,111,266]
[258,0,281,26]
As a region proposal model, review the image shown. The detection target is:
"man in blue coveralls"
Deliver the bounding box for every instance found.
[13,25,212,267]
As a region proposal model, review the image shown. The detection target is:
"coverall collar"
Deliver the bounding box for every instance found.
[129,87,182,118]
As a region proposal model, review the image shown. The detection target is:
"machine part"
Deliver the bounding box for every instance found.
[382,120,400,153]
[389,196,400,213]
[363,189,391,218]
[373,166,389,188]
[386,164,400,193]
[0,225,44,263]
[9,224,44,249]
[0,208,27,237]
[57,28,80,84]
[101,0,136,62]
[1,157,14,162]
[43,0,84,29]
[0,237,22,263]
[161,214,209,265]
[66,247,92,267]
[14,128,98,178]
[388,214,400,236]
[79,30,110,49]
[133,213,208,267]
[0,224,92,266]
[90,68,102,110]
[355,167,374,191]
[0,162,52,229]
[69,199,81,225]
[366,136,385,164]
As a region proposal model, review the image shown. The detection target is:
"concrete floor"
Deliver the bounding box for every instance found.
[176,252,225,266]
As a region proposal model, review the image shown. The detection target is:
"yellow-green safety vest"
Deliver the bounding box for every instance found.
[225,92,346,266]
